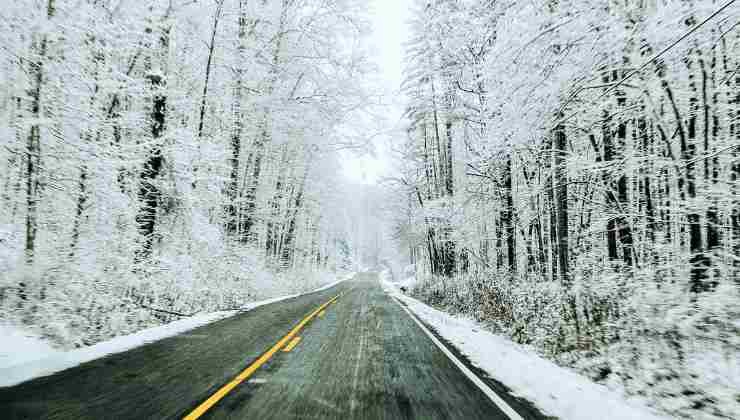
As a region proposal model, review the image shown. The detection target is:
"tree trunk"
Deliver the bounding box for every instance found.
[602,110,619,261]
[547,171,557,282]
[24,0,55,264]
[135,71,166,261]
[666,61,704,291]
[69,165,87,258]
[226,0,250,238]
[554,123,569,285]
[196,0,223,140]
[503,156,516,273]
[615,93,634,266]
[240,0,289,240]
[280,159,310,266]
[700,54,719,288]
[445,120,454,195]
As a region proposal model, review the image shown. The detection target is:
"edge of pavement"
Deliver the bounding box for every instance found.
[380,275,555,420]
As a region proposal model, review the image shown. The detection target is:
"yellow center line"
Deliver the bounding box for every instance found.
[183,292,342,420]
[318,310,326,317]
[282,336,302,352]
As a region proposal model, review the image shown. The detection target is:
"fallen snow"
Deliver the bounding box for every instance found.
[0,324,61,370]
[0,310,238,388]
[0,272,355,388]
[381,274,671,420]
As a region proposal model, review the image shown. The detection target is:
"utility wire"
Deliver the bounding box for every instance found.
[554,0,738,128]
[598,0,737,100]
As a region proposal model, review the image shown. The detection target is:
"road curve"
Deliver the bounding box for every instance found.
[0,272,549,420]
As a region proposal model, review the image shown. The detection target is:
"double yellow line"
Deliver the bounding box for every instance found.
[183,293,342,420]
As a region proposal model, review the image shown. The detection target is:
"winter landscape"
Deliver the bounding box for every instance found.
[1,0,738,419]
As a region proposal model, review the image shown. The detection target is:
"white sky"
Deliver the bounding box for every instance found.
[341,0,411,184]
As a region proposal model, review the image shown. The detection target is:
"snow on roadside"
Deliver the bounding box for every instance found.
[0,271,355,388]
[380,274,671,420]
[0,310,236,388]
[0,324,61,370]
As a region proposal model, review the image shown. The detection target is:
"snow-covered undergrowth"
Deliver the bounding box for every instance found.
[396,271,739,420]
[1,219,351,349]
[0,272,353,387]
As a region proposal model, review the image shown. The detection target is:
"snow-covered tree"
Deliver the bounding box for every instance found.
[394,1,740,418]
[0,0,375,346]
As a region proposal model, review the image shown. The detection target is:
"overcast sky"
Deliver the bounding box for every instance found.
[341,0,411,184]
[368,0,409,88]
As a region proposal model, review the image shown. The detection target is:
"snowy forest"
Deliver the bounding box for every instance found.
[390,0,739,419]
[0,0,376,346]
[1,0,739,419]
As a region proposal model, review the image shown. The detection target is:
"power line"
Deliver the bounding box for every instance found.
[598,0,737,100]
[554,0,738,128]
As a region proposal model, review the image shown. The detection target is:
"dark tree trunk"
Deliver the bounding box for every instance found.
[700,55,719,288]
[196,1,223,139]
[24,0,55,264]
[69,165,87,258]
[668,56,706,291]
[440,120,455,276]
[135,72,166,261]
[445,120,454,196]
[729,49,740,281]
[638,117,656,242]
[503,157,516,273]
[602,111,619,261]
[430,78,443,196]
[192,1,223,190]
[280,160,310,266]
[523,165,546,279]
[615,104,634,267]
[554,123,569,285]
[547,172,557,282]
[226,1,249,238]
[240,138,265,241]
[264,170,284,258]
[105,51,141,193]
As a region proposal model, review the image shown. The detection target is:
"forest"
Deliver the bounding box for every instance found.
[390,1,739,419]
[0,0,373,347]
[1,0,739,419]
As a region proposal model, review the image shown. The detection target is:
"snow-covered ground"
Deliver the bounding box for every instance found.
[381,274,671,420]
[0,324,61,370]
[0,272,354,388]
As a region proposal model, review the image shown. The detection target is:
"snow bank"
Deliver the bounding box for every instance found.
[380,274,671,420]
[0,324,61,370]
[0,272,355,388]
[0,310,236,388]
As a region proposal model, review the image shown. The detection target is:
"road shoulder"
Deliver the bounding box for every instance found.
[385,279,671,420]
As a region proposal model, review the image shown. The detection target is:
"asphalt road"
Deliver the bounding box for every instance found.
[0,272,550,420]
